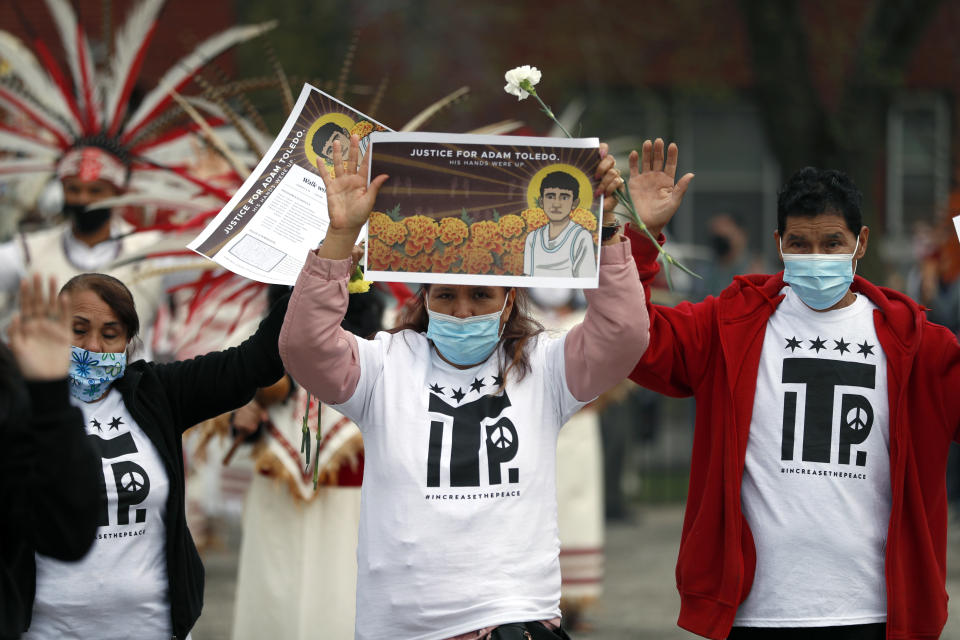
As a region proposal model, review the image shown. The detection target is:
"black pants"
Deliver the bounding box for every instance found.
[727,623,885,640]
[490,621,572,640]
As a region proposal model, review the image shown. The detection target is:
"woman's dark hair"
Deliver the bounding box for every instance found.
[60,273,140,343]
[390,285,543,385]
[777,167,863,236]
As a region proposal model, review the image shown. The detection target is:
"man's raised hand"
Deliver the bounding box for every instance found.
[627,138,694,238]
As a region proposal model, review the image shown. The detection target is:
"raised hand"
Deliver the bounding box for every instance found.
[8,274,73,381]
[316,134,389,261]
[627,138,694,238]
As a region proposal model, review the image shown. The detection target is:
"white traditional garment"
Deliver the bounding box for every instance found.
[232,386,363,640]
[537,305,604,608]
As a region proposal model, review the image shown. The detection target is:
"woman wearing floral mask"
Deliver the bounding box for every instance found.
[20,272,287,640]
[280,136,649,640]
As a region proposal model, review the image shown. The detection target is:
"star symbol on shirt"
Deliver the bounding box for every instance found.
[857,341,875,358]
[429,383,444,395]
[784,336,802,352]
[90,418,102,432]
[809,336,827,353]
[108,416,124,431]
[833,338,850,355]
[470,377,485,393]
[450,387,466,403]
[491,374,504,387]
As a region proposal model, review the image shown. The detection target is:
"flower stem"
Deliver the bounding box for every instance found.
[518,77,699,284]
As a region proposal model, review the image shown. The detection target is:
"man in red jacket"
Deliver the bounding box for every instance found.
[624,138,960,640]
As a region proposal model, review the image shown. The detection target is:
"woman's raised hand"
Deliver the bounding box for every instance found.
[315,134,389,261]
[8,274,73,381]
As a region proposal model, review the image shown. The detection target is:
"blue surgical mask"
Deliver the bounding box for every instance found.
[781,239,859,310]
[425,296,509,366]
[68,346,126,403]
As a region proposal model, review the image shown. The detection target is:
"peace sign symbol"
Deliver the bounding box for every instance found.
[120,471,146,492]
[845,406,870,431]
[489,424,514,449]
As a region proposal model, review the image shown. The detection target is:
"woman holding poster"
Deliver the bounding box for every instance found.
[280,136,647,640]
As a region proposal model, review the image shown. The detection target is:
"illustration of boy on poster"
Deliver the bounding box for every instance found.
[523,170,597,278]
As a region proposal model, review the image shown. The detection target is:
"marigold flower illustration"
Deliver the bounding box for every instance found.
[461,243,495,274]
[521,207,548,230]
[506,237,527,254]
[431,248,462,274]
[378,220,408,246]
[406,253,433,273]
[502,252,525,275]
[402,215,439,255]
[468,220,504,252]
[571,207,597,231]
[438,217,470,245]
[368,238,400,270]
[497,214,525,239]
[503,65,542,101]
[368,211,392,239]
[350,121,375,138]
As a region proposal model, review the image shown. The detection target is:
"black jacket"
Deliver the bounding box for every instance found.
[0,349,101,639]
[110,294,287,639]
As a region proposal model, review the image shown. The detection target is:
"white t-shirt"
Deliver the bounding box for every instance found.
[332,330,585,640]
[523,222,597,278]
[25,389,172,639]
[734,288,890,627]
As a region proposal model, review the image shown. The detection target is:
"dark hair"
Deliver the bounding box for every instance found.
[60,273,140,343]
[311,122,350,159]
[391,286,543,385]
[777,167,862,236]
[540,171,580,199]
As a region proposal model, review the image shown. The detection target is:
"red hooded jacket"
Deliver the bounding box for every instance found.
[626,227,960,640]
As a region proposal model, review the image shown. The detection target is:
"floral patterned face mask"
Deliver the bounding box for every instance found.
[68,346,126,403]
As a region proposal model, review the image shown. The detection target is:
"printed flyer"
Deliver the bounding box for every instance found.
[365,132,602,288]
[188,84,388,284]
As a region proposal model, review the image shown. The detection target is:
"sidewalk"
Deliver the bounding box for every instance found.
[193,503,960,639]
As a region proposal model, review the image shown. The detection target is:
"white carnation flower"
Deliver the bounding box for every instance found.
[503,65,542,100]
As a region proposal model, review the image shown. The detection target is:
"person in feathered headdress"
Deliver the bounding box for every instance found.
[0,0,274,339]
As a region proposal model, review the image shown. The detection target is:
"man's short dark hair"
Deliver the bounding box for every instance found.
[539,171,580,199]
[777,167,862,236]
[311,122,350,158]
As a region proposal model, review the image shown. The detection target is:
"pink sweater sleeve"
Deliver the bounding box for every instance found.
[564,238,649,401]
[279,252,361,405]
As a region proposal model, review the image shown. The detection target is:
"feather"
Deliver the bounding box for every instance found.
[263,41,293,114]
[188,91,269,157]
[0,127,62,159]
[0,31,76,133]
[467,120,524,136]
[0,86,73,147]
[0,159,55,178]
[400,86,470,132]
[43,0,98,132]
[102,0,165,136]
[168,90,248,176]
[92,193,219,213]
[121,20,278,144]
[28,37,85,131]
[367,76,389,119]
[335,30,360,100]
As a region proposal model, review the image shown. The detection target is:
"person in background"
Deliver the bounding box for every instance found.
[280,136,646,639]
[20,272,286,640]
[625,138,960,640]
[1,275,100,639]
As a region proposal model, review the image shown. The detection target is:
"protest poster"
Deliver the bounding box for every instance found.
[365,132,602,288]
[188,84,388,284]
